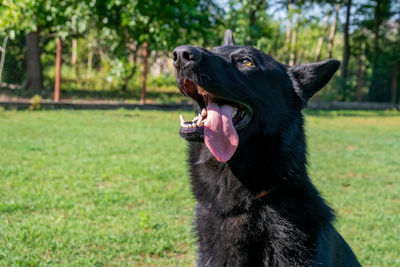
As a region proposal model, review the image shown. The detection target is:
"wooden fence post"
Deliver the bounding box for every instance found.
[140,42,148,105]
[54,37,62,103]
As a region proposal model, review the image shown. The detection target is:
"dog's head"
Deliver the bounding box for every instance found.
[173,30,339,163]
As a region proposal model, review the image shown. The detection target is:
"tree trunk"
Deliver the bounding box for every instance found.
[372,0,382,75]
[25,31,43,90]
[140,42,148,105]
[246,0,263,46]
[369,0,383,101]
[284,0,293,62]
[327,4,340,59]
[314,13,330,62]
[54,37,62,102]
[121,40,137,91]
[341,0,352,80]
[313,7,336,103]
[71,16,77,79]
[126,39,136,64]
[247,1,257,46]
[87,50,93,79]
[0,35,8,83]
[392,62,398,103]
[295,49,303,65]
[121,62,137,92]
[289,17,299,66]
[71,39,77,78]
[356,41,366,102]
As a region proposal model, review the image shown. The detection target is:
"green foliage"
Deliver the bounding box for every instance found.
[0,33,26,84]
[0,110,399,265]
[28,94,41,110]
[226,0,281,52]
[93,0,222,50]
[0,0,399,102]
[0,0,90,37]
[88,0,223,89]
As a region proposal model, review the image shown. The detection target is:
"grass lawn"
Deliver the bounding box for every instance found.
[0,109,399,266]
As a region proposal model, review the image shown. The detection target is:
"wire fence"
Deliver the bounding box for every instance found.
[0,33,176,103]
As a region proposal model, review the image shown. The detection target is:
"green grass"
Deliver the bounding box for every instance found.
[0,110,399,266]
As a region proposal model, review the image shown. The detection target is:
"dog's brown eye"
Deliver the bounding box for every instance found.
[242,59,253,66]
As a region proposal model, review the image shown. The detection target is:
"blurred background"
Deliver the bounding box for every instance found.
[0,0,399,104]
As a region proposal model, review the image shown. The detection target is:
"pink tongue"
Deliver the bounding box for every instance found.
[204,102,239,162]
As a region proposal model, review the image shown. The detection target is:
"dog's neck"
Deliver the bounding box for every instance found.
[188,128,332,220]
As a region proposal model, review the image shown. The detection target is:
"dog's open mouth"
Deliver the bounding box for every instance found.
[179,78,252,162]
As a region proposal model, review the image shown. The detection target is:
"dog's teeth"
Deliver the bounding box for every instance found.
[192,114,201,122]
[180,114,186,126]
[232,109,237,118]
[197,115,204,126]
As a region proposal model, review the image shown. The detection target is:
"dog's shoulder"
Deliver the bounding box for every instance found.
[312,224,361,267]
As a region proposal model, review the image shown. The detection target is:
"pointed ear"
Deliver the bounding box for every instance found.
[288,59,340,104]
[223,29,235,46]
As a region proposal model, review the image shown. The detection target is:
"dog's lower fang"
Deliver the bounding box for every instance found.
[180,114,186,127]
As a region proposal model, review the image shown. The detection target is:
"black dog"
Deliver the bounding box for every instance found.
[173,30,361,266]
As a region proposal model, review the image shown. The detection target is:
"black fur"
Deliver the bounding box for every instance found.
[173,31,361,267]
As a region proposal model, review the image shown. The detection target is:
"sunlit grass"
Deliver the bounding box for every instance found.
[0,110,399,266]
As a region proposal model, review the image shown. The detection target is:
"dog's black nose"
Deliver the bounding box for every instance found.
[173,45,201,68]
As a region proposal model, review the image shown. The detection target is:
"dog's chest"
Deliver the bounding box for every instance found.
[194,203,314,267]
[195,204,267,266]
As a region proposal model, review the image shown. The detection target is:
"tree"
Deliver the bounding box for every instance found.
[226,0,279,53]
[25,30,43,89]
[284,0,294,60]
[288,16,300,66]
[314,13,330,61]
[0,0,90,90]
[247,0,266,46]
[92,0,223,102]
[0,0,44,89]
[0,35,9,83]
[369,0,393,101]
[341,0,352,81]
[356,40,366,102]
[327,3,340,58]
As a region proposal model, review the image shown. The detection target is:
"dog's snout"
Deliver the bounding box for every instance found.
[173,45,201,68]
